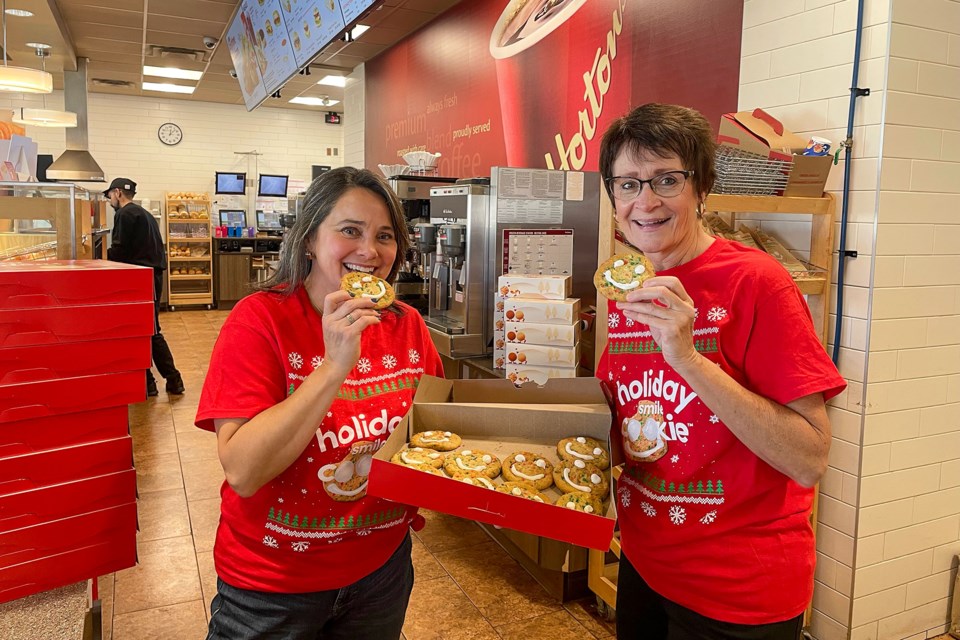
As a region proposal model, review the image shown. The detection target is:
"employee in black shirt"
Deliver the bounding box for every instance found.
[106,177,185,397]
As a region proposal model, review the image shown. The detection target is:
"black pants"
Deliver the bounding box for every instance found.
[147,269,179,384]
[616,553,803,640]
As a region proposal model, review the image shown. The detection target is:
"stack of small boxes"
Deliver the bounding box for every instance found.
[493,274,581,385]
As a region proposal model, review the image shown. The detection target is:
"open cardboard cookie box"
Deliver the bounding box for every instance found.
[368,375,616,550]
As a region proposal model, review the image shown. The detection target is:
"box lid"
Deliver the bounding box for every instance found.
[0,261,154,310]
[719,108,808,156]
[0,302,154,349]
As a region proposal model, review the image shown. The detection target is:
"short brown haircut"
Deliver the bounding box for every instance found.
[599,103,716,206]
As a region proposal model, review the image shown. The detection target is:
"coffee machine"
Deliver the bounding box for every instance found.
[387,175,457,311]
[425,181,492,359]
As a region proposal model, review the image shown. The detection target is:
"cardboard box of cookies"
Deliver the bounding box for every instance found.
[497,274,571,300]
[502,298,580,325]
[368,376,615,550]
[505,343,580,368]
[504,320,580,347]
[504,363,578,385]
[493,294,506,369]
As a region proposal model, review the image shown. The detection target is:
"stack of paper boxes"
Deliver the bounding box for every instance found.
[492,274,581,385]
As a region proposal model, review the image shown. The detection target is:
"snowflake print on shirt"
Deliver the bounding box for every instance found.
[700,511,718,525]
[356,357,372,374]
[311,355,323,370]
[669,505,687,525]
[608,313,621,329]
[382,354,397,369]
[288,352,303,369]
[291,541,310,553]
[263,535,279,548]
[408,349,420,364]
[625,316,635,328]
[707,306,727,323]
[670,455,679,463]
[619,487,631,508]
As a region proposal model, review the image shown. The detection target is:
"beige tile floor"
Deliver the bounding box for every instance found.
[99,309,616,640]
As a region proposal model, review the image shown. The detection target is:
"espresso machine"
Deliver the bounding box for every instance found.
[425,181,492,360]
[387,175,457,311]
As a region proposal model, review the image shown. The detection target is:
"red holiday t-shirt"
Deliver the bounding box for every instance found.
[196,287,443,593]
[596,238,845,624]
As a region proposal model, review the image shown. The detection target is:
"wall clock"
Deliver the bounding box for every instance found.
[158,122,183,146]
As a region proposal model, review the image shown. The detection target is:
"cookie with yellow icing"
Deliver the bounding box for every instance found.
[390,446,444,469]
[594,253,656,301]
[496,481,550,504]
[340,271,395,309]
[501,451,554,490]
[553,459,608,501]
[409,430,462,452]
[442,449,501,479]
[557,436,610,470]
[556,491,604,514]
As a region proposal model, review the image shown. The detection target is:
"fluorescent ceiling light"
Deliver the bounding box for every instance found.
[26,42,50,49]
[12,107,77,127]
[144,65,203,81]
[317,75,346,88]
[142,82,195,94]
[290,96,339,107]
[0,66,53,93]
[351,24,369,39]
[4,8,32,17]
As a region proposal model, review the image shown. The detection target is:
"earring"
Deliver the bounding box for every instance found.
[305,251,313,259]
[696,201,705,219]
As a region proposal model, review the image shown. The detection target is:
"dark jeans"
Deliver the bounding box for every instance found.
[207,533,414,640]
[616,553,803,640]
[147,269,179,384]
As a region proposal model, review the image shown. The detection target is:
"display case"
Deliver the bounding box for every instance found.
[165,192,212,309]
[0,182,106,262]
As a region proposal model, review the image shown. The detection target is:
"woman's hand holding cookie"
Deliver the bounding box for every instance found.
[618,276,698,370]
[321,289,380,376]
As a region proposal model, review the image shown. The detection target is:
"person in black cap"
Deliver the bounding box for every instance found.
[105,177,185,397]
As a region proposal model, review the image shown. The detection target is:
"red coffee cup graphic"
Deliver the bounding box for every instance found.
[490,0,632,171]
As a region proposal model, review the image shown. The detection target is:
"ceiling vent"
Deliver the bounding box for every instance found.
[91,78,135,88]
[145,45,207,63]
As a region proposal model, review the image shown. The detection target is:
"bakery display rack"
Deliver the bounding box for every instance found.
[165,192,213,310]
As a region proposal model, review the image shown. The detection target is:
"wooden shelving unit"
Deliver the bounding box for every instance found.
[588,193,837,619]
[165,193,213,310]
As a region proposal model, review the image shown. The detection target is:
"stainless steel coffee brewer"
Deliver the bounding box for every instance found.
[425,181,492,359]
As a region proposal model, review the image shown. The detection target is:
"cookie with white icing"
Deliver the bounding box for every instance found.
[556,491,604,515]
[594,253,656,301]
[556,436,610,470]
[501,451,554,490]
[390,446,444,469]
[553,459,608,501]
[621,400,668,463]
[340,271,395,309]
[442,449,501,479]
[496,481,550,504]
[410,430,462,452]
[459,476,496,490]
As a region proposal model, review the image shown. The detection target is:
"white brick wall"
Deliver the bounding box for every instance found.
[0,91,345,204]
[742,1,960,638]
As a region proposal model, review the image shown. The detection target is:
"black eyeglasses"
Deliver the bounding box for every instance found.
[605,170,694,201]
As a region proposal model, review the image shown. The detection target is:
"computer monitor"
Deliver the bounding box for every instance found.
[216,172,246,195]
[218,209,246,228]
[257,174,288,198]
[256,210,282,232]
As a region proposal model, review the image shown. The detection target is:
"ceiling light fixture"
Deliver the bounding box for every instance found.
[12,49,77,127]
[290,96,339,107]
[0,0,52,93]
[25,42,50,49]
[351,24,370,39]
[142,81,195,94]
[317,75,346,88]
[3,8,31,17]
[143,65,203,81]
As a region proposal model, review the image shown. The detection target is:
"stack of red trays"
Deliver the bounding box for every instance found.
[0,260,155,603]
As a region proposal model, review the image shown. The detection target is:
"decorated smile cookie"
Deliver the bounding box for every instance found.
[496,481,550,503]
[594,253,656,301]
[459,476,496,490]
[501,451,554,490]
[442,449,501,479]
[622,400,668,462]
[317,440,376,502]
[410,430,462,451]
[556,491,604,515]
[390,446,444,469]
[557,436,610,470]
[340,272,396,309]
[553,459,608,500]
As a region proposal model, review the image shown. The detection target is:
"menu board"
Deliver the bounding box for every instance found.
[226,0,376,110]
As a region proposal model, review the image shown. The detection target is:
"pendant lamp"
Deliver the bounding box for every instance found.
[11,49,76,126]
[0,0,53,93]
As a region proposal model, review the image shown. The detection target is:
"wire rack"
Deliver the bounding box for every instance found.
[0,240,58,262]
[713,146,793,195]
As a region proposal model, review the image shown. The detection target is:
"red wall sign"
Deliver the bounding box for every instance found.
[366,0,744,178]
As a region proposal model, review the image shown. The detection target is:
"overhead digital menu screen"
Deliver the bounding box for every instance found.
[225,5,268,110]
[281,0,347,68]
[339,0,376,24]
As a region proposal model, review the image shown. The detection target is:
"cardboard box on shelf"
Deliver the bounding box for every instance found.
[506,343,580,368]
[497,274,572,300]
[505,320,580,347]
[717,108,832,197]
[368,376,615,550]
[504,363,578,385]
[503,297,580,325]
[493,294,506,369]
